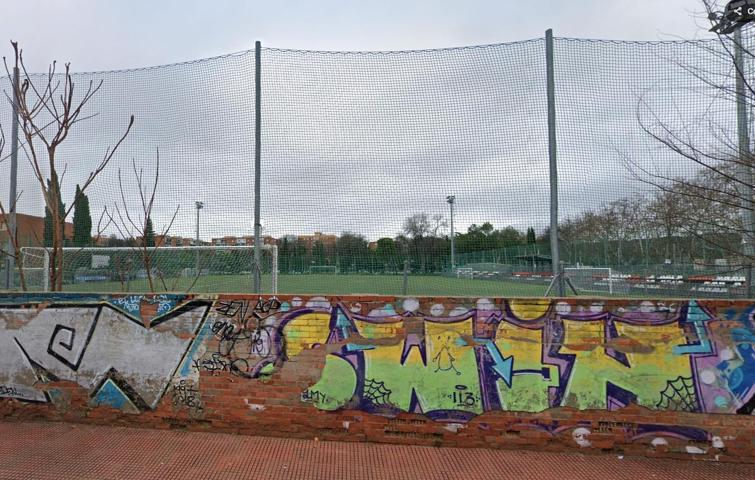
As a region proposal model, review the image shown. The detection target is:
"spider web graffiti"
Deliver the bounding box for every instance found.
[363,378,392,407]
[656,376,700,412]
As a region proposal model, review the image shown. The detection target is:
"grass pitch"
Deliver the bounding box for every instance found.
[62,273,550,297]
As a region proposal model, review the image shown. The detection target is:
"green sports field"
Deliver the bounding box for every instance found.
[62,273,550,297]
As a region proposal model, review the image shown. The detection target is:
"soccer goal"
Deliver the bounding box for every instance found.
[564,267,614,295]
[455,267,474,279]
[309,265,339,274]
[19,245,278,293]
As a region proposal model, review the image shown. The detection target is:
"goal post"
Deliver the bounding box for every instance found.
[564,267,613,295]
[19,245,278,293]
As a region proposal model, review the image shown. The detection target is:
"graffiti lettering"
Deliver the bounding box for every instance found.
[211,320,275,359]
[0,385,20,397]
[194,299,285,379]
[171,379,203,412]
[301,389,327,404]
[254,297,281,314]
[192,353,250,377]
[215,297,281,324]
[303,299,755,421]
[1,295,754,431]
[448,385,478,407]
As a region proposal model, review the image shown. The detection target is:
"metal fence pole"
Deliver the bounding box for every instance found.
[402,258,409,296]
[253,40,263,293]
[545,29,563,296]
[734,29,754,297]
[271,245,278,294]
[448,197,455,269]
[4,65,20,290]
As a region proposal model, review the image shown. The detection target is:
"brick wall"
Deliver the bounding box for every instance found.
[1,293,753,462]
[0,213,74,247]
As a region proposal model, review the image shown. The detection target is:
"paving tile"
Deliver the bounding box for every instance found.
[0,421,751,480]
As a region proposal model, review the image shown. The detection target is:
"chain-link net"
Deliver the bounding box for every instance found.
[0,32,753,298]
[555,33,754,298]
[262,41,550,296]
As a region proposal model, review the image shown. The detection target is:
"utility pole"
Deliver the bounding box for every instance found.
[446,195,456,270]
[734,28,755,297]
[254,40,263,293]
[4,64,19,290]
[545,29,564,296]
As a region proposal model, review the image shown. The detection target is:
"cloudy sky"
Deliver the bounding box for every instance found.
[0,1,734,242]
[0,0,711,72]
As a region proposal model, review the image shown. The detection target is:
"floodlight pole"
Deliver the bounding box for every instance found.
[195,202,203,244]
[4,65,19,290]
[195,201,203,273]
[446,195,456,270]
[734,28,755,297]
[545,29,564,296]
[253,40,263,293]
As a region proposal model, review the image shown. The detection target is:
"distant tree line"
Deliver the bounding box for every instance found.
[277,213,537,275]
[556,166,743,268]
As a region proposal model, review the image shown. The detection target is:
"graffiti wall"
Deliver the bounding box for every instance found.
[1,294,753,460]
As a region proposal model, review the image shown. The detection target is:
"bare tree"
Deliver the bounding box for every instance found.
[3,41,134,291]
[402,213,448,273]
[108,150,180,293]
[623,1,755,292]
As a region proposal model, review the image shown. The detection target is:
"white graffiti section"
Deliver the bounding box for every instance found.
[0,304,206,411]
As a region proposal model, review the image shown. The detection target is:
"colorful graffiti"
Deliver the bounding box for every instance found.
[297,298,755,419]
[1,294,753,425]
[0,294,210,412]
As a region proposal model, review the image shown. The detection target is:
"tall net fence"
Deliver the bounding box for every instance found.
[0,31,753,298]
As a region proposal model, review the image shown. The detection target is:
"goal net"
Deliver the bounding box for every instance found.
[20,245,278,294]
[564,267,616,295]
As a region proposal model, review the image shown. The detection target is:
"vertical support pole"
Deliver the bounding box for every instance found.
[271,244,278,295]
[545,29,563,296]
[448,196,456,270]
[4,66,20,290]
[254,40,263,293]
[194,202,202,275]
[734,29,754,297]
[402,258,409,296]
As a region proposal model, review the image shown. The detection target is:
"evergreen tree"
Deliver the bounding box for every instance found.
[43,205,53,247]
[279,238,290,273]
[43,178,66,247]
[72,185,92,247]
[526,227,536,245]
[144,217,156,247]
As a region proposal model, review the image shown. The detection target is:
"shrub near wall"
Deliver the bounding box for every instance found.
[0,293,753,462]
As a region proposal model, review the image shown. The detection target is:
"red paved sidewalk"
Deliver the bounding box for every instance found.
[0,421,751,480]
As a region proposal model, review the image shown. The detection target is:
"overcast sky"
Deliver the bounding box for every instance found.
[0,1,735,242]
[0,0,713,72]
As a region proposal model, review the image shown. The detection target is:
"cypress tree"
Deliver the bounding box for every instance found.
[144,217,156,247]
[526,227,536,245]
[72,185,92,247]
